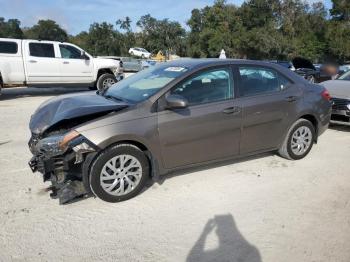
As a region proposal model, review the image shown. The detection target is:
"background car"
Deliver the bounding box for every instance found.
[339,64,350,73]
[0,38,124,91]
[128,47,151,59]
[292,57,335,83]
[28,59,332,204]
[322,71,350,125]
[99,56,157,72]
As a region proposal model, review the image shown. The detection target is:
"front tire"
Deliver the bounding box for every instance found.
[278,119,315,160]
[89,144,149,203]
[96,73,116,92]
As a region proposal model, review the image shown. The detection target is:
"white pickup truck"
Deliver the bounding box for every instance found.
[0,38,124,93]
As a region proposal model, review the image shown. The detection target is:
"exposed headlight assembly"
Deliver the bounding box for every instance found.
[37,131,80,157]
[347,104,350,111]
[37,130,96,162]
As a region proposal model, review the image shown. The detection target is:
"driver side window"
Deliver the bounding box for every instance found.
[171,68,233,106]
[59,44,82,59]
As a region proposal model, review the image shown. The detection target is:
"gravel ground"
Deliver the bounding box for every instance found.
[0,87,349,262]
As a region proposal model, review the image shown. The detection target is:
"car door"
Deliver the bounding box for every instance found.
[58,44,94,83]
[235,65,302,154]
[24,41,61,83]
[157,66,242,169]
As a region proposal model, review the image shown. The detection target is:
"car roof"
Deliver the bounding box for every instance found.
[159,58,281,70]
[157,58,307,84]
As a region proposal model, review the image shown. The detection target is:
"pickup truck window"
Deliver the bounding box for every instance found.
[59,44,82,59]
[29,43,55,58]
[0,41,18,54]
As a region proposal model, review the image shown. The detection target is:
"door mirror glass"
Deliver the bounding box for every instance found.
[166,94,188,109]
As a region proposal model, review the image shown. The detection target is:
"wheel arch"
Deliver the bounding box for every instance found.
[84,137,160,184]
[96,68,114,80]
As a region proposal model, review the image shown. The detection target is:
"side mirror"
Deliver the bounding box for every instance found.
[81,51,89,60]
[165,94,188,109]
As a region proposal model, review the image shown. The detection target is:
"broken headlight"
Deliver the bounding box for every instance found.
[36,131,80,157]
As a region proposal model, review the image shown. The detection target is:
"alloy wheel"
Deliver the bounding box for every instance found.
[291,126,312,156]
[102,78,116,90]
[100,154,142,196]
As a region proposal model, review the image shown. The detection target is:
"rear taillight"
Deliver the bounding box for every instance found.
[321,89,331,101]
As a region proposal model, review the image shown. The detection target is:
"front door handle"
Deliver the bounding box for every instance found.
[63,61,70,64]
[222,107,241,115]
[28,60,37,63]
[285,96,298,102]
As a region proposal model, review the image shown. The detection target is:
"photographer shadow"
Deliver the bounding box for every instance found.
[187,214,261,262]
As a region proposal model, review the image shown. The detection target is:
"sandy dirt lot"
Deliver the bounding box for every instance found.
[0,87,349,262]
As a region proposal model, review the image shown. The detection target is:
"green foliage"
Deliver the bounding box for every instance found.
[330,0,350,21]
[0,17,23,38]
[2,0,350,62]
[136,14,185,55]
[325,20,350,63]
[24,20,68,42]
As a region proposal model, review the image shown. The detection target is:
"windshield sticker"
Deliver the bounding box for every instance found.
[164,67,187,72]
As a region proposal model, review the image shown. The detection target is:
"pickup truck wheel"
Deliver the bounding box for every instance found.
[96,73,116,91]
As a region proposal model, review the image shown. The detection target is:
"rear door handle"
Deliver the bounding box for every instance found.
[222,106,241,115]
[285,96,298,102]
[28,60,37,63]
[63,61,69,64]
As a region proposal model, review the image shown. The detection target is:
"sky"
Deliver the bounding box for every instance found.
[0,0,333,35]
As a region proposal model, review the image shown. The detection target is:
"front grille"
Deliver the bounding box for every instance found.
[331,97,350,111]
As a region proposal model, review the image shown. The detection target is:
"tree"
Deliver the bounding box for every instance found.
[116,17,136,55]
[0,17,24,38]
[330,0,350,20]
[136,14,185,55]
[325,20,350,62]
[239,0,280,30]
[85,22,122,56]
[187,0,245,58]
[24,20,68,41]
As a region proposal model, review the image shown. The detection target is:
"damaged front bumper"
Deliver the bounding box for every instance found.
[28,133,98,204]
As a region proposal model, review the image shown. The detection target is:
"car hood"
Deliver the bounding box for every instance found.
[322,80,350,99]
[29,91,128,135]
[292,57,316,70]
[92,57,120,69]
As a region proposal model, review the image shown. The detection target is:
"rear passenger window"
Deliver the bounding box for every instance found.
[29,43,55,58]
[172,68,233,105]
[239,67,291,97]
[0,41,18,54]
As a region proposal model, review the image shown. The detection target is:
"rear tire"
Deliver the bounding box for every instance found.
[89,144,149,203]
[96,73,116,92]
[278,119,315,160]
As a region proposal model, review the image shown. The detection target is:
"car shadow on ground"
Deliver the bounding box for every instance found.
[0,87,91,101]
[62,152,273,205]
[186,214,261,262]
[154,152,273,186]
[329,123,350,132]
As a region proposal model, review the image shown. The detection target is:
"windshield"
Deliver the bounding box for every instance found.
[104,65,188,103]
[338,70,350,81]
